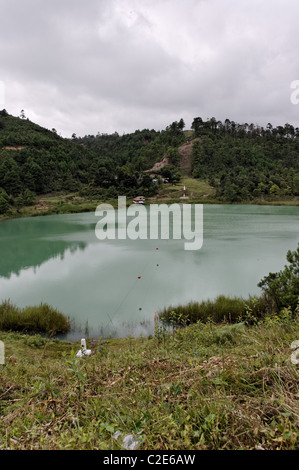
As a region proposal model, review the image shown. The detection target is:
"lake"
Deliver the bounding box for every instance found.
[0,204,298,340]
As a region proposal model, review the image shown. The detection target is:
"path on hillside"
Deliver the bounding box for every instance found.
[178,140,194,175]
[147,138,199,176]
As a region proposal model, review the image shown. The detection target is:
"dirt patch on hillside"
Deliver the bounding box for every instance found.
[146,138,200,176]
[178,138,201,175]
[147,156,170,174]
[178,141,193,175]
[4,146,25,151]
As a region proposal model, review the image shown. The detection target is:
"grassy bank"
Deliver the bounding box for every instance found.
[0,300,71,336]
[0,314,298,450]
[158,295,277,327]
[159,295,256,326]
[1,177,299,222]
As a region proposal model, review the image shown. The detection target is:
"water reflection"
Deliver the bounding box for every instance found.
[0,205,298,340]
[0,214,93,278]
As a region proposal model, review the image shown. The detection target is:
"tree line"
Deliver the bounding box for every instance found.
[0,111,187,213]
[190,117,299,202]
[0,110,299,213]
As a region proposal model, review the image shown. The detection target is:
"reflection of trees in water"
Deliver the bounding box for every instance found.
[0,217,92,278]
[0,239,87,278]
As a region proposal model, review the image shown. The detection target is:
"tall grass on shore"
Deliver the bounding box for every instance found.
[159,295,271,326]
[0,300,71,336]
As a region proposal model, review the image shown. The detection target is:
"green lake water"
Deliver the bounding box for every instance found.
[0,204,298,339]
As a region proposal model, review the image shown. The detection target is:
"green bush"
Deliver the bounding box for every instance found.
[258,243,299,313]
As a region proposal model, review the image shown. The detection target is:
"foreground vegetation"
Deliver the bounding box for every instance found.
[0,242,298,450]
[0,313,298,450]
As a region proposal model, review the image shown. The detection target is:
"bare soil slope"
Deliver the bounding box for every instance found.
[178,140,194,175]
[147,138,200,176]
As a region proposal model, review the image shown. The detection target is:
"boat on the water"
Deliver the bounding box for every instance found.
[133,196,145,204]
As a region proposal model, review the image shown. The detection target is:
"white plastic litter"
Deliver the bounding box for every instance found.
[290,340,299,365]
[112,431,144,450]
[112,430,122,440]
[76,338,92,358]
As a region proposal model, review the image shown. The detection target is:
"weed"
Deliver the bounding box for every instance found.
[0,317,298,450]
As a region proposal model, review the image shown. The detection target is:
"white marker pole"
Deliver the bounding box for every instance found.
[0,341,5,365]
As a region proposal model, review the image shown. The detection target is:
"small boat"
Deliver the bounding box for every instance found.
[133,196,145,204]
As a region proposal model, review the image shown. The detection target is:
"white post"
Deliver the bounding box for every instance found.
[0,341,4,365]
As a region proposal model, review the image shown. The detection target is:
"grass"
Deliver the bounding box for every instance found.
[158,295,272,326]
[159,295,250,325]
[152,177,217,202]
[0,313,298,450]
[0,300,71,336]
[0,192,99,221]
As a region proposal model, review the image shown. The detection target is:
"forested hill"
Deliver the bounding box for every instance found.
[71,116,299,203]
[0,109,299,215]
[0,111,186,213]
[190,118,299,202]
[0,109,96,206]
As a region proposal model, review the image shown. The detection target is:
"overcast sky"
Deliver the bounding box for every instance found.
[0,0,299,138]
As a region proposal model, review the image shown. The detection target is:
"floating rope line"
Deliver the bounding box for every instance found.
[102,246,160,335]
[138,253,161,313]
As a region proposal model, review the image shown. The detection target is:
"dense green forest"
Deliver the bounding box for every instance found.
[0,110,185,213]
[0,109,299,214]
[190,117,299,202]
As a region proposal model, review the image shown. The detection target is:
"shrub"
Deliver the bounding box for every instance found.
[258,243,299,313]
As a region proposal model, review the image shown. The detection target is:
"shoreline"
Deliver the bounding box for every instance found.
[1,192,299,223]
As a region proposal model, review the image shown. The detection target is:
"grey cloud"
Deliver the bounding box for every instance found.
[0,0,298,137]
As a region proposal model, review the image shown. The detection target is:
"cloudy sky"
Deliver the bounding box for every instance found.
[0,0,299,138]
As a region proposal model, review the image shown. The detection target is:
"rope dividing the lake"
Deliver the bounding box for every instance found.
[102,247,160,334]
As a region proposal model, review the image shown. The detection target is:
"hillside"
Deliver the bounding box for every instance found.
[0,110,96,204]
[0,111,185,215]
[1,110,299,217]
[190,119,299,202]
